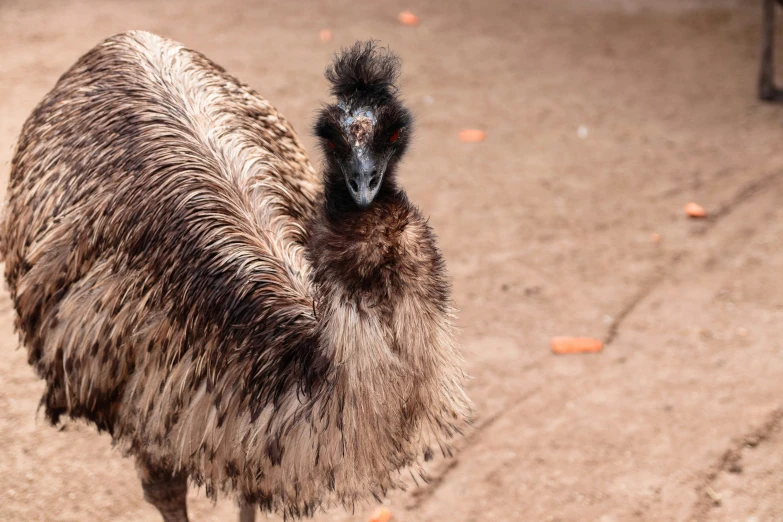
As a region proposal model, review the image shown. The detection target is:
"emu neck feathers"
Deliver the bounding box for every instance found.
[309,194,448,363]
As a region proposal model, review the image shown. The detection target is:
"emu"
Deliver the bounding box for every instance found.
[1,31,470,521]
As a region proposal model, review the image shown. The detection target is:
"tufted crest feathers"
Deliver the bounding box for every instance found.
[324,40,401,100]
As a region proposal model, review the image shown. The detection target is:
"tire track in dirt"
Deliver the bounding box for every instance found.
[604,169,782,346]
[689,407,783,521]
[604,269,669,345]
[651,167,732,202]
[694,170,783,235]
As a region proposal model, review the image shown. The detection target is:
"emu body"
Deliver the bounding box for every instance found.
[2,31,469,520]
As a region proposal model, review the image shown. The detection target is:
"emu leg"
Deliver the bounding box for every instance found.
[239,502,256,522]
[136,457,190,522]
[760,0,783,101]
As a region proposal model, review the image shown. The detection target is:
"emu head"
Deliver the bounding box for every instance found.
[315,41,413,210]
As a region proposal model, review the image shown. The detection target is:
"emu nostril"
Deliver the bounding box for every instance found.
[349,180,359,193]
[367,167,379,189]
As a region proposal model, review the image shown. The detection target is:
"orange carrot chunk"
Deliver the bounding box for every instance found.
[684,202,706,218]
[398,11,419,26]
[551,337,603,354]
[369,507,392,522]
[459,129,486,142]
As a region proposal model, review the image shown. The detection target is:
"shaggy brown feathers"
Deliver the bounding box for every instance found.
[1,31,470,517]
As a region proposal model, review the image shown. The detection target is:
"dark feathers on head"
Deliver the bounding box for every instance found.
[324,41,401,100]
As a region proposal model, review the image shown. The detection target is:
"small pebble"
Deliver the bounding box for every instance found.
[319,29,332,42]
[577,125,588,139]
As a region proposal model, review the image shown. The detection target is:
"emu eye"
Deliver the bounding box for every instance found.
[389,130,400,143]
[326,140,336,150]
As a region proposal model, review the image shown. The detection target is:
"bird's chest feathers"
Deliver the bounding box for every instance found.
[315,208,441,371]
[324,269,439,381]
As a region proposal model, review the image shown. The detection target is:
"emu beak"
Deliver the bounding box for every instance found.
[345,148,383,209]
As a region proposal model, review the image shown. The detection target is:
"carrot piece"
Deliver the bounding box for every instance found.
[551,337,603,354]
[319,29,332,42]
[651,232,661,243]
[684,202,706,218]
[369,507,392,522]
[459,129,486,142]
[398,11,419,26]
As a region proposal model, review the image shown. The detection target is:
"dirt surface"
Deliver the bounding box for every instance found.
[1,0,783,520]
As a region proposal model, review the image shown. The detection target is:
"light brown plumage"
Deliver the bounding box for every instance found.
[1,31,470,519]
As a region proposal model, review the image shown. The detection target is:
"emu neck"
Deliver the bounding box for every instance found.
[308,188,415,302]
[300,182,466,492]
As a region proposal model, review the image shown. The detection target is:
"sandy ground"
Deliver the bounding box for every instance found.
[1,0,783,520]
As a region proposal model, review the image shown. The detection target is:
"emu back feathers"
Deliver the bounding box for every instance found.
[1,31,470,515]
